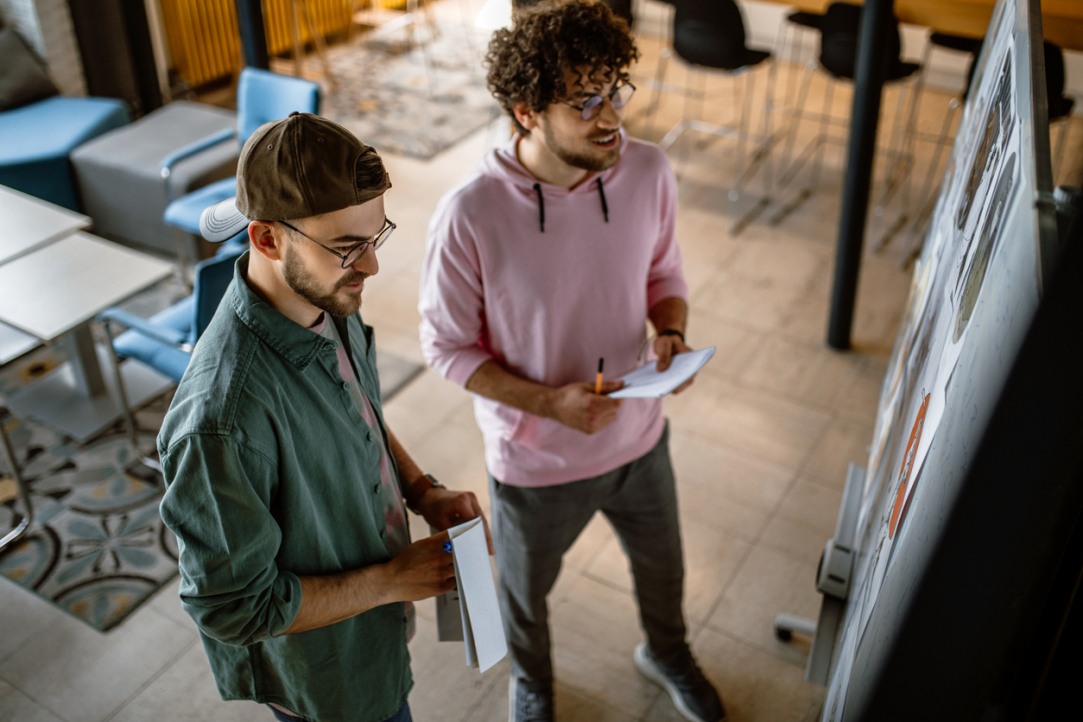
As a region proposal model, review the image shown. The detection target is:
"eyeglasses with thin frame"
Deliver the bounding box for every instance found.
[279,217,396,269]
[561,82,636,121]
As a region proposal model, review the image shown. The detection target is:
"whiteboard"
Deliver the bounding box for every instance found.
[819,0,1057,717]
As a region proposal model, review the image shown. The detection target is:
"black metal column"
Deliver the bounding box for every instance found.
[827,0,897,349]
[234,0,270,70]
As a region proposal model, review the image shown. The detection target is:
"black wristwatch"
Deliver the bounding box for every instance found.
[658,328,685,343]
[406,473,445,512]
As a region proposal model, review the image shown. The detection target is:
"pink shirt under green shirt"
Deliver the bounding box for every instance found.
[419,130,688,488]
[308,314,415,640]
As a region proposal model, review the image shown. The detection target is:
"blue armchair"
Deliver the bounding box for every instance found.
[0,96,130,211]
[98,247,242,457]
[161,68,321,239]
[101,247,242,382]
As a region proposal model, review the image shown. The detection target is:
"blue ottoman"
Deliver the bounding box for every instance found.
[0,96,130,211]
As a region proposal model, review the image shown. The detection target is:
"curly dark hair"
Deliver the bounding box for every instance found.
[486,0,639,134]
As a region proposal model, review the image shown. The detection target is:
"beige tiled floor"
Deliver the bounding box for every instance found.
[8,6,1080,721]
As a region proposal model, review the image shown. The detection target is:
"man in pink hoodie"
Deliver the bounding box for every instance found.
[419,3,725,721]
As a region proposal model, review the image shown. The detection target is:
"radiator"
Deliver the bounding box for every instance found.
[159,0,358,89]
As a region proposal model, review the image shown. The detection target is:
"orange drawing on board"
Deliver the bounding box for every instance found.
[890,392,930,539]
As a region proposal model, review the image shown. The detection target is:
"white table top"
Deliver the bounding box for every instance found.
[0,185,91,266]
[0,232,174,341]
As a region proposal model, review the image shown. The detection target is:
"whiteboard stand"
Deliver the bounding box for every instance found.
[775,463,866,684]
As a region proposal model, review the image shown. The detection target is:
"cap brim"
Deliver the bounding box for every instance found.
[199,197,250,243]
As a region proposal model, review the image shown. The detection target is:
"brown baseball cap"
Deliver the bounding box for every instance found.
[199,112,392,242]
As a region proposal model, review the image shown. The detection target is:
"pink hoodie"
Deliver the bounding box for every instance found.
[419,130,688,487]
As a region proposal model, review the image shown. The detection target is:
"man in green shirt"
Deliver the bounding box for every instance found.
[158,112,490,722]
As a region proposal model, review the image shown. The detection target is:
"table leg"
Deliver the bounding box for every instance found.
[63,321,107,398]
[5,340,172,444]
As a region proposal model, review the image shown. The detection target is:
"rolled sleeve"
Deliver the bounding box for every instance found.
[160,433,302,645]
[646,160,689,310]
[419,205,496,387]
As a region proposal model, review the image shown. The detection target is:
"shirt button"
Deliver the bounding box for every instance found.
[342,382,350,390]
[366,430,373,441]
[373,483,380,494]
[380,529,386,537]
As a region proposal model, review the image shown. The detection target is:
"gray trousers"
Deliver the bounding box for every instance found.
[489,423,688,683]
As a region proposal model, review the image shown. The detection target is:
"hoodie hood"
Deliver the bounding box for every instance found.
[478,128,628,231]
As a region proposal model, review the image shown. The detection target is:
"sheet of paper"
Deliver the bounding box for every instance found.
[448,518,507,673]
[607,347,716,399]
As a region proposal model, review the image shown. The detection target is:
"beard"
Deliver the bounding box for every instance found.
[543,123,621,172]
[283,243,367,318]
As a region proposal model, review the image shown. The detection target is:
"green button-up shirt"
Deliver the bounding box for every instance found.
[158,253,412,722]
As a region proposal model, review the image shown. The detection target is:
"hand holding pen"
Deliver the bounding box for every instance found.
[540,357,624,435]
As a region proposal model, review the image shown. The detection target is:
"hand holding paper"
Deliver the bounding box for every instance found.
[607,347,716,399]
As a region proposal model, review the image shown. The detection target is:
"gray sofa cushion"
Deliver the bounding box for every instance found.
[71,100,239,256]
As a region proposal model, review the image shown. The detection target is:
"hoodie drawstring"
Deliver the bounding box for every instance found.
[532,178,609,231]
[533,183,545,233]
[596,177,609,223]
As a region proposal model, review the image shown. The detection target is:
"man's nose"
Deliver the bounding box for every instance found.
[352,247,379,277]
[596,97,621,128]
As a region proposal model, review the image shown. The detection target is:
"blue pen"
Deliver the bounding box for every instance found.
[443,541,452,552]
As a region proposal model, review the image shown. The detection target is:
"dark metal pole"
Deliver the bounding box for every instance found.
[234,0,270,70]
[827,0,896,349]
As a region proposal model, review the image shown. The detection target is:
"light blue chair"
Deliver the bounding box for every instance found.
[160,69,321,241]
[0,96,130,210]
[98,248,243,460]
[100,248,243,383]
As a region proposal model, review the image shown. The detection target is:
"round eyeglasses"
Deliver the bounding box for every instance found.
[562,82,636,121]
[279,218,396,269]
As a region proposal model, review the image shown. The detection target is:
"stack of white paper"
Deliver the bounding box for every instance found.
[607,346,716,399]
[434,518,507,673]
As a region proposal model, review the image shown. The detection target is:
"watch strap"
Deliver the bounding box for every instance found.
[658,328,685,343]
[405,473,443,511]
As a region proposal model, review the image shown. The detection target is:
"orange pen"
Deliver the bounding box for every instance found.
[595,358,604,394]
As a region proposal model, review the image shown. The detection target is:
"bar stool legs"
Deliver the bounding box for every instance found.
[0,408,34,554]
[769,67,834,226]
[871,79,924,251]
[646,54,775,235]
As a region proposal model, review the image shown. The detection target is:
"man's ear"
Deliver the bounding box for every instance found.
[249,221,284,261]
[512,102,539,133]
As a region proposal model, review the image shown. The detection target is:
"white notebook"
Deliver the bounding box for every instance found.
[434,518,508,673]
[607,346,716,399]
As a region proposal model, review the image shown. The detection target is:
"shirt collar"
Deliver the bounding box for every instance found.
[225,252,332,370]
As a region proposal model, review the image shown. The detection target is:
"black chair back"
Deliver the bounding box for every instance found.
[672,0,768,71]
[1044,41,1074,121]
[957,38,1072,118]
[818,2,914,82]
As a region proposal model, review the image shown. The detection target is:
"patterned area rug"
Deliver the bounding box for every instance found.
[294,18,501,159]
[0,403,177,632]
[0,276,424,631]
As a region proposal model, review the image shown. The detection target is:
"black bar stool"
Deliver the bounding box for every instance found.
[768,2,922,235]
[643,0,774,234]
